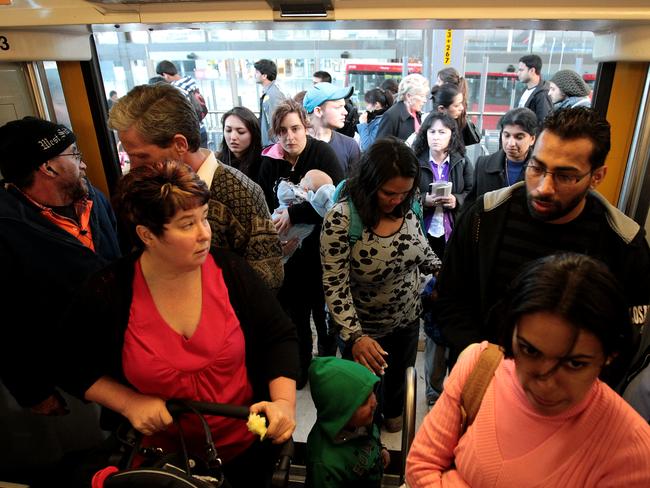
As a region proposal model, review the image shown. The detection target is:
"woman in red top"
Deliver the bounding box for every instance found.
[61,161,299,487]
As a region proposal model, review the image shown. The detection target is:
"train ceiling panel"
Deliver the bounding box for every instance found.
[2,0,650,31]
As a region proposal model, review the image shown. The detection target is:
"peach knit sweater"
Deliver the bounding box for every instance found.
[406,342,650,487]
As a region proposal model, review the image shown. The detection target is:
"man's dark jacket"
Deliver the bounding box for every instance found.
[522,82,553,125]
[466,149,532,204]
[0,182,120,407]
[437,183,650,361]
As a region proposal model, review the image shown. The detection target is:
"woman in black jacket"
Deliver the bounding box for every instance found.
[217,106,264,182]
[412,112,473,406]
[258,99,344,387]
[375,74,429,142]
[466,107,537,203]
[413,112,473,259]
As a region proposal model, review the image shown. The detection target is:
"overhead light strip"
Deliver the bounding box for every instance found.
[280,11,328,18]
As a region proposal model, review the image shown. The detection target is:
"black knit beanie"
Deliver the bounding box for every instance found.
[0,117,76,184]
[550,70,590,98]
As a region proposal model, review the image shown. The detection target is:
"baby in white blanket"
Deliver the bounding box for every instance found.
[273,169,336,262]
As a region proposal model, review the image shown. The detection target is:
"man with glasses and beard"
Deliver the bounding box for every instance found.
[436,108,650,374]
[0,118,119,427]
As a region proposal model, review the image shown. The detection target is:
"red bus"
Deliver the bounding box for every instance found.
[344,62,422,93]
[345,63,596,130]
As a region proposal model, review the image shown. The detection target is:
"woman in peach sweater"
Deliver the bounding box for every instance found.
[406,253,650,487]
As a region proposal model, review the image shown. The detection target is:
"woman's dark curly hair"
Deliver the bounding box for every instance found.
[412,111,465,159]
[341,136,420,229]
[113,160,210,249]
[489,253,635,384]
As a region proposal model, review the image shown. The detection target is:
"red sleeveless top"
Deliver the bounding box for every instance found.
[122,254,255,462]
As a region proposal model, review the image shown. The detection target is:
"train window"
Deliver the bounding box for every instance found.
[93,26,595,151]
[396,30,424,40]
[129,32,150,44]
[150,30,205,43]
[42,61,71,128]
[94,32,119,45]
[208,30,266,42]
[269,30,329,41]
[331,30,395,40]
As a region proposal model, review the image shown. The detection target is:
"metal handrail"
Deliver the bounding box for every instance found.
[400,366,417,485]
[467,110,510,117]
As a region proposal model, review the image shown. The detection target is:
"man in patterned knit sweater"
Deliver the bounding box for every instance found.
[109,83,283,292]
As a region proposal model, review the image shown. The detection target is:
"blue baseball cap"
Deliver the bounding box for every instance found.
[303,82,354,114]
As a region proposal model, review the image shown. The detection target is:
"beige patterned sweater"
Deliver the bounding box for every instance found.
[199,150,283,292]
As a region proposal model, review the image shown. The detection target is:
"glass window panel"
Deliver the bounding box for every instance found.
[42,61,71,127]
[268,30,328,41]
[396,30,422,40]
[94,32,119,45]
[130,31,149,44]
[92,24,596,151]
[207,30,266,42]
[150,29,205,43]
[331,30,394,40]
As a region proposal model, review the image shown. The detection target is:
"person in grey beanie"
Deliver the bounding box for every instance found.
[549,69,591,110]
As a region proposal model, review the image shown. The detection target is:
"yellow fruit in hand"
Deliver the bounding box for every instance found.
[247,413,267,440]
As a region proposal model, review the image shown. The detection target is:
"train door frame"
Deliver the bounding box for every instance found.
[619,65,650,227]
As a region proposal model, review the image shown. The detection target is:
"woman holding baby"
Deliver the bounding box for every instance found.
[258,98,344,388]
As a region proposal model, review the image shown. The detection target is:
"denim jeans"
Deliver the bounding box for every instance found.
[424,336,448,402]
[341,322,419,419]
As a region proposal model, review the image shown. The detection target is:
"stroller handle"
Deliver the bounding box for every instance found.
[166,399,251,420]
[165,399,293,487]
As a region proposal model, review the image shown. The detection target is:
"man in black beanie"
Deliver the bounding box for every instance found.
[0,117,120,477]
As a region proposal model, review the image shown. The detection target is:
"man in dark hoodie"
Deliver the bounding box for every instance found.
[306,357,390,488]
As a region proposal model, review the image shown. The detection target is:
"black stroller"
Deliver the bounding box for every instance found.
[93,400,293,488]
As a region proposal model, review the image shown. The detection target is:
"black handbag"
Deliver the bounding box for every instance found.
[462,119,482,147]
[95,400,293,488]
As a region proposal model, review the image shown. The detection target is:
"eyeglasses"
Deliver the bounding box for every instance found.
[58,151,83,163]
[525,163,591,187]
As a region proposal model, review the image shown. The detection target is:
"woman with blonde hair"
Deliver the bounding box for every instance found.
[376,73,429,142]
